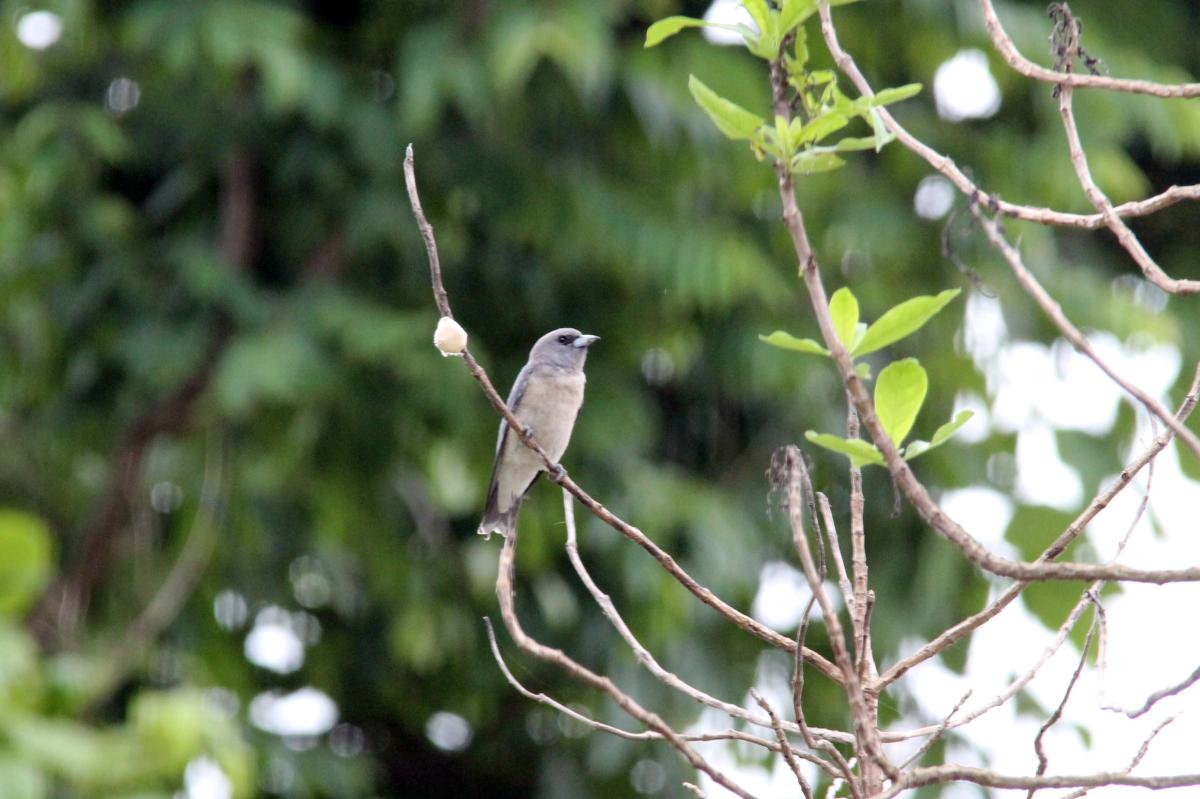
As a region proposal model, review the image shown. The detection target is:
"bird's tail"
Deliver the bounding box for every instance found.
[477,497,522,540]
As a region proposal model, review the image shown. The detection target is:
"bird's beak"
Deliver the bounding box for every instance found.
[573,334,600,349]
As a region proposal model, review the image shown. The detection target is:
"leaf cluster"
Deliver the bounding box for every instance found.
[762,288,972,467]
[647,0,920,174]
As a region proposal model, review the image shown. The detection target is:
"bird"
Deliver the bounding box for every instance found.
[478,328,600,539]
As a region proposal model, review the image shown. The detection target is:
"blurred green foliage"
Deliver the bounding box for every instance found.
[1,0,1198,797]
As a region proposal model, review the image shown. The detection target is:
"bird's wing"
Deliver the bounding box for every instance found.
[484,362,533,500]
[495,363,531,454]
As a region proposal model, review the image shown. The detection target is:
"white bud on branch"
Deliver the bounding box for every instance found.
[433,316,468,356]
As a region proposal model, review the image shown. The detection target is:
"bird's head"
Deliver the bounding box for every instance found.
[530,327,600,371]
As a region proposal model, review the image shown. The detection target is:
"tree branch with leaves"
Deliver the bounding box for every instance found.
[413,0,1200,796]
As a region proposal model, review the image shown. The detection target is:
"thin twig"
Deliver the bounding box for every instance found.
[969,203,1200,461]
[1119,666,1200,720]
[817,4,1200,231]
[1026,604,1098,799]
[898,690,972,770]
[979,0,1200,98]
[1057,715,1180,799]
[890,763,1200,794]
[845,403,871,683]
[790,593,861,797]
[778,447,896,790]
[403,146,452,318]
[483,618,792,751]
[880,402,1193,743]
[1057,83,1199,294]
[751,689,815,799]
[561,490,852,752]
[494,526,758,799]
[818,494,854,616]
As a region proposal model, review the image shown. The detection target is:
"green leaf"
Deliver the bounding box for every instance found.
[805,432,884,468]
[823,135,886,153]
[932,409,975,446]
[688,75,764,141]
[789,24,809,69]
[798,112,850,145]
[780,0,818,33]
[853,288,961,357]
[775,115,794,155]
[904,410,975,460]
[741,0,771,33]
[875,358,927,446]
[739,0,779,59]
[0,510,53,617]
[869,83,923,107]
[828,287,859,350]
[790,150,845,175]
[644,16,757,49]
[855,361,872,381]
[870,109,891,152]
[759,331,829,356]
[644,16,707,48]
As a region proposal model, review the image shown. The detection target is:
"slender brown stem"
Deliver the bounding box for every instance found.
[979,0,1200,98]
[494,527,758,799]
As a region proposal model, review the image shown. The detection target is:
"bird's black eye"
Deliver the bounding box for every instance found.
[557,335,572,345]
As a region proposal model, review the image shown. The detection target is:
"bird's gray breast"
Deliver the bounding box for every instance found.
[494,369,586,510]
[515,369,585,461]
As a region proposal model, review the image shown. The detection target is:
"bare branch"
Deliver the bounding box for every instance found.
[1112,663,1200,720]
[845,403,871,682]
[1059,715,1180,799]
[898,690,972,770]
[560,489,853,751]
[484,617,659,742]
[881,409,1188,743]
[790,592,862,797]
[979,0,1200,98]
[820,0,1200,296]
[1026,604,1098,799]
[1130,716,1180,771]
[777,447,896,791]
[493,527,758,799]
[897,763,1200,793]
[969,203,1200,461]
[484,618,791,752]
[1057,81,1200,294]
[404,145,452,318]
[751,689,814,799]
[818,493,854,617]
[816,4,1200,231]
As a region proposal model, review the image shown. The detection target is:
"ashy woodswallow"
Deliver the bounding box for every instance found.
[478,328,599,538]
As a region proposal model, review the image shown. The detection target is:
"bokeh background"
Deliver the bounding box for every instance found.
[2,0,1199,797]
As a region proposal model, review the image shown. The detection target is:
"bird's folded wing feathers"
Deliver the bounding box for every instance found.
[484,362,533,501]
